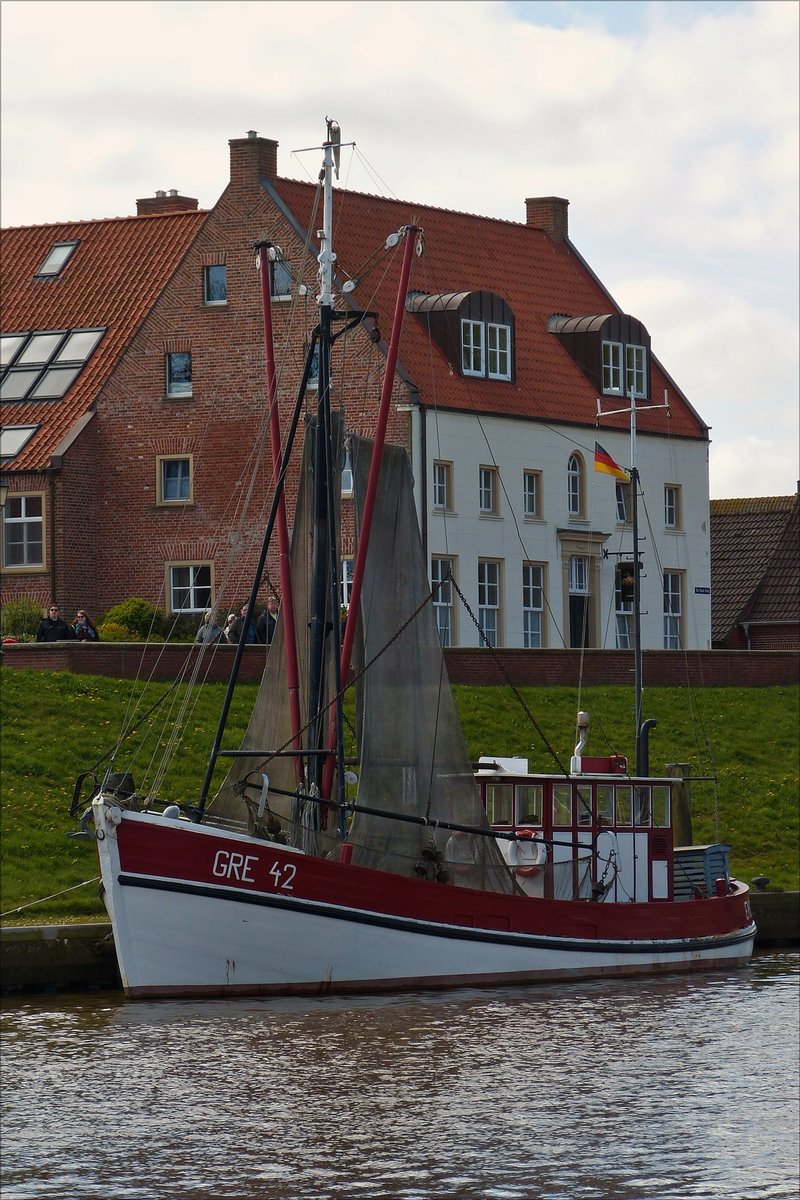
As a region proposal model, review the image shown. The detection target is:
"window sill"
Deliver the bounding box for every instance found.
[664,527,685,535]
[432,507,457,517]
[523,514,545,523]
[271,294,292,303]
[0,563,47,575]
[156,501,195,509]
[164,392,193,401]
[203,300,228,308]
[479,513,502,520]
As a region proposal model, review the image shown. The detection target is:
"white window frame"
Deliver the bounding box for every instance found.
[523,470,542,519]
[166,351,192,397]
[461,319,484,376]
[432,460,452,511]
[431,556,455,647]
[626,345,647,398]
[478,559,501,648]
[664,484,682,530]
[522,562,544,648]
[203,264,227,305]
[479,466,498,516]
[167,562,212,614]
[1,491,46,571]
[341,447,353,497]
[663,571,683,649]
[615,571,633,649]
[569,555,589,594]
[602,341,623,395]
[157,455,193,505]
[340,557,355,610]
[567,453,584,517]
[270,256,292,300]
[487,323,512,380]
[616,480,631,524]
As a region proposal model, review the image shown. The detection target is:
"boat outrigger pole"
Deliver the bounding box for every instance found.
[597,388,669,775]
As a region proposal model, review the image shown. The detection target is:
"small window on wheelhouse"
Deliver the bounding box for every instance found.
[515,784,543,826]
[652,786,670,828]
[486,784,513,825]
[553,784,572,826]
[634,786,651,826]
[615,785,632,825]
[576,785,592,825]
[597,785,614,824]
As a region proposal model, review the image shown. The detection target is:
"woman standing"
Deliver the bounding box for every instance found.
[73,610,99,641]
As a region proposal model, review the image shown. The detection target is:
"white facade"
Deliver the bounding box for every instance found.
[408,408,711,651]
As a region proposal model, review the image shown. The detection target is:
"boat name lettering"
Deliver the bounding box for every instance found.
[212,849,259,883]
[269,861,296,891]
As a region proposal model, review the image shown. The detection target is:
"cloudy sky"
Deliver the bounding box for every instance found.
[2,0,797,499]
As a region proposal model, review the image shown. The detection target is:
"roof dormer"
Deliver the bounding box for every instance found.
[408,290,515,382]
[550,313,651,400]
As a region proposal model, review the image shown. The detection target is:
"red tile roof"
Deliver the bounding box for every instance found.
[710,493,798,641]
[271,177,707,441]
[1,211,208,471]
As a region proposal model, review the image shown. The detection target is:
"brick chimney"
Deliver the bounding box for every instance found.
[525,196,569,240]
[136,189,199,215]
[229,130,279,190]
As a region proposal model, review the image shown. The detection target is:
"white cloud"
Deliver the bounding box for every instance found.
[1,0,797,496]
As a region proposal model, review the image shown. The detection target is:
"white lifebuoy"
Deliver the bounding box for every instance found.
[507,831,547,876]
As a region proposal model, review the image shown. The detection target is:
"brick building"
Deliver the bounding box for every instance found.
[710,491,799,650]
[1,128,713,649]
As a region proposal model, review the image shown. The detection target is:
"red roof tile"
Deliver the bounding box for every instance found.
[272,177,707,441]
[1,211,208,471]
[710,494,798,640]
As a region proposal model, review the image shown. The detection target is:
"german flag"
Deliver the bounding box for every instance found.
[594,442,630,481]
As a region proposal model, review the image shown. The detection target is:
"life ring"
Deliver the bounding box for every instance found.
[508,830,547,876]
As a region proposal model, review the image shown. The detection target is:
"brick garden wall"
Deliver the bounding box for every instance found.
[2,641,797,688]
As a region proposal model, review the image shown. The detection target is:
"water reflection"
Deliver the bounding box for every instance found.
[2,953,798,1200]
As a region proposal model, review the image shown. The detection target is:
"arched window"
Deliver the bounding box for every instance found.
[567,453,584,517]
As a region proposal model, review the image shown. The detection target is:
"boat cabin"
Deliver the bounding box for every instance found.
[476,756,675,904]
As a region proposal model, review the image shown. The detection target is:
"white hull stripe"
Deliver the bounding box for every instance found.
[117,873,756,957]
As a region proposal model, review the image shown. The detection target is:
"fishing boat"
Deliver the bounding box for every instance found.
[76,123,755,998]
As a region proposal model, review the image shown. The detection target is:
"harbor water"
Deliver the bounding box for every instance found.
[1,952,798,1200]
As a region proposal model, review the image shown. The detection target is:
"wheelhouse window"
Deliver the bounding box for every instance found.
[432,460,452,511]
[664,484,682,529]
[0,327,105,403]
[567,453,584,517]
[431,556,455,647]
[461,320,484,376]
[168,563,211,613]
[2,493,45,569]
[522,562,544,648]
[479,466,498,515]
[516,784,543,825]
[663,571,683,648]
[477,559,501,647]
[602,341,623,395]
[34,241,78,278]
[485,783,513,825]
[203,264,227,304]
[166,351,192,397]
[523,470,542,519]
[157,456,192,505]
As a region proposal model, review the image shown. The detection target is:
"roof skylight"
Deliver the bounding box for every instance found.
[0,327,106,403]
[35,241,79,278]
[0,424,39,460]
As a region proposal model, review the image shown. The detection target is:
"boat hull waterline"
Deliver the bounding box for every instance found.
[94,802,756,998]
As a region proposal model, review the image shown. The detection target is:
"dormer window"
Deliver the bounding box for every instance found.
[35,241,78,279]
[410,290,515,382]
[552,314,651,401]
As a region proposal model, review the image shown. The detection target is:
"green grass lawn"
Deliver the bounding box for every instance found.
[1,668,797,923]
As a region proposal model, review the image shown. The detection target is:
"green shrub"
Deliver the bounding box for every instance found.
[1,596,44,641]
[101,597,165,639]
[96,621,139,642]
[168,613,201,643]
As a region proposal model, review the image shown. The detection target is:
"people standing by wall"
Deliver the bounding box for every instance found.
[257,595,280,645]
[195,609,225,645]
[227,602,257,645]
[73,610,100,641]
[36,604,75,642]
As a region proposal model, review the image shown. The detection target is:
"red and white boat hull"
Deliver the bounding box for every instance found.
[94,801,756,998]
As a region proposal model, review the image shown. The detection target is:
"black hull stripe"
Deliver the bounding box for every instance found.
[117,873,756,958]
